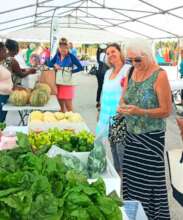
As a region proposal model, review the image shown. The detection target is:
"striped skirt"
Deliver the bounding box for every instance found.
[122,130,170,220]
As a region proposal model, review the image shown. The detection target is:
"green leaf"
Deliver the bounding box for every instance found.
[108,190,123,207]
[0,187,22,198]
[0,190,32,216]
[69,208,90,220]
[91,178,106,195]
[29,193,61,220]
[16,132,31,150]
[0,154,16,173]
[66,191,92,207]
[66,170,87,187]
[97,196,122,220]
[0,122,6,131]
[87,205,105,220]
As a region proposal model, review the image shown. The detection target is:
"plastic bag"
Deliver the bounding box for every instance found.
[47,145,87,174]
[87,135,107,178]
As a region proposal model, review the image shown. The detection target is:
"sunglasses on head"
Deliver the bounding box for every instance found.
[59,42,68,46]
[126,57,143,64]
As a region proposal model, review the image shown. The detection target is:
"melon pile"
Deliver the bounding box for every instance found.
[9,83,51,106]
[30,111,83,123]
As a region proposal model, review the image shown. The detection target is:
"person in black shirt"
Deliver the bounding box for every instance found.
[96,44,109,110]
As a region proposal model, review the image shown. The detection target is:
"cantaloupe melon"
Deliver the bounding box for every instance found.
[9,90,29,106]
[34,83,51,96]
[30,89,49,106]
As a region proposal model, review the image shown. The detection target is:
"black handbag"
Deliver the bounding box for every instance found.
[89,66,98,75]
[108,66,134,144]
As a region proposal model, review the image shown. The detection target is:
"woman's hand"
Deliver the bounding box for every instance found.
[54,64,61,70]
[117,104,142,115]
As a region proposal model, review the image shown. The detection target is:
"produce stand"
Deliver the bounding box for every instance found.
[1,125,148,220]
[2,95,60,126]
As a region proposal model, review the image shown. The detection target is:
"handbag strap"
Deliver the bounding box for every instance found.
[61,53,74,76]
[128,66,134,82]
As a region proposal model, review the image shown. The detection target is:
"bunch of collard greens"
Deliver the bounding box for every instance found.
[0,133,122,220]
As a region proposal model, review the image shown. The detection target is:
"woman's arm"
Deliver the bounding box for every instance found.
[11,59,28,78]
[11,59,36,78]
[70,54,83,73]
[47,52,58,67]
[118,70,172,118]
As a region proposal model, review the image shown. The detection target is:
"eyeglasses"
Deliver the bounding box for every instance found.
[126,57,143,64]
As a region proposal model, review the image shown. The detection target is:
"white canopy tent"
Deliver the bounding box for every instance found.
[1,0,183,43]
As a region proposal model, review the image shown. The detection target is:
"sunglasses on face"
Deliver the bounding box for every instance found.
[126,57,143,64]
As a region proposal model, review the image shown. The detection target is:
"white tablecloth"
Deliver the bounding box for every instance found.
[3,95,60,111]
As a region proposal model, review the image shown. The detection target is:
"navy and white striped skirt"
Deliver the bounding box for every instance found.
[122,130,170,220]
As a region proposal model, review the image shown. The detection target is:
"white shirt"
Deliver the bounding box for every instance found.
[0,65,13,95]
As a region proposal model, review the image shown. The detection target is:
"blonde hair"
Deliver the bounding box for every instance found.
[125,39,155,61]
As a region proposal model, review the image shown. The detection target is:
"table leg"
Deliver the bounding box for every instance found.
[18,110,30,126]
[18,111,25,126]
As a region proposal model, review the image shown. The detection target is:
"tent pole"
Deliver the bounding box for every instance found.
[177,38,181,79]
[50,8,57,50]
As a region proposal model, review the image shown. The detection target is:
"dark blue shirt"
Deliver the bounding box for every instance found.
[48,51,83,73]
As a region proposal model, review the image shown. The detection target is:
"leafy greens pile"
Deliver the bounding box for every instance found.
[0,132,122,220]
[29,129,95,153]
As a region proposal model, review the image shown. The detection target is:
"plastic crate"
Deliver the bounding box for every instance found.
[124,200,148,220]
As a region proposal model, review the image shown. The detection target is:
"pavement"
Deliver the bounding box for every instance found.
[5,72,183,220]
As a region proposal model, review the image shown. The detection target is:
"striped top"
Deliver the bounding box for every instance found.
[124,68,165,134]
[96,64,131,137]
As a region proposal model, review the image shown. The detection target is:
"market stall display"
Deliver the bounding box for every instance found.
[9,83,51,107]
[3,95,60,126]
[0,125,149,219]
[0,132,124,220]
[28,128,95,153]
[28,111,89,132]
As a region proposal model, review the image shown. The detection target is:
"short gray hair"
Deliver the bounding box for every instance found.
[125,39,155,61]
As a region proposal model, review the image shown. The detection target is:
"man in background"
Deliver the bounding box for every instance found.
[96,44,109,110]
[69,42,77,57]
